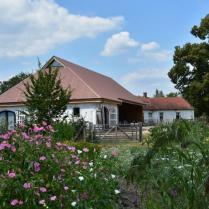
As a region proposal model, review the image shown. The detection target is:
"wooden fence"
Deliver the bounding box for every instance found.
[90,123,143,142]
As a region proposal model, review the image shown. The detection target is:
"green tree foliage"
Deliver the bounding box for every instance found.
[0,72,30,95]
[166,92,178,97]
[24,68,71,124]
[168,14,209,117]
[153,89,165,97]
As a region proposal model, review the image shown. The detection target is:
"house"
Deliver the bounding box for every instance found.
[0,56,144,130]
[141,93,194,125]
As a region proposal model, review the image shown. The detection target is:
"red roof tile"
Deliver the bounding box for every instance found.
[0,56,144,106]
[140,97,193,110]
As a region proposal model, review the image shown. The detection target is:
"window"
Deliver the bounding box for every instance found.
[109,107,117,126]
[0,111,16,131]
[49,60,63,68]
[73,107,80,117]
[148,112,152,119]
[176,112,181,120]
[15,110,26,124]
[159,112,164,122]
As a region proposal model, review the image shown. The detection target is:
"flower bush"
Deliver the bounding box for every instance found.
[0,123,120,209]
[128,120,209,209]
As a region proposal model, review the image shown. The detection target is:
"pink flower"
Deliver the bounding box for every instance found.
[46,142,51,148]
[50,196,57,201]
[47,125,55,132]
[75,160,80,165]
[0,143,5,151]
[56,142,62,147]
[34,162,40,172]
[83,147,89,152]
[19,200,23,205]
[39,199,45,205]
[39,156,46,161]
[111,150,118,157]
[23,182,31,189]
[11,146,16,153]
[64,186,69,191]
[22,132,30,140]
[18,122,25,129]
[0,133,10,140]
[7,171,16,178]
[40,187,47,193]
[33,126,44,133]
[10,199,19,206]
[68,146,76,152]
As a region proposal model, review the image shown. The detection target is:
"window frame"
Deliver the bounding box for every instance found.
[73,107,80,117]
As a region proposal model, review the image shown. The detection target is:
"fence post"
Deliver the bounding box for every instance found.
[139,122,142,141]
[116,125,118,140]
[83,122,86,142]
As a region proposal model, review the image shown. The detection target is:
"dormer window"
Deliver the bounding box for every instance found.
[49,60,63,70]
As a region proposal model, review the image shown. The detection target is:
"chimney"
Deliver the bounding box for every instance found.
[143,92,147,98]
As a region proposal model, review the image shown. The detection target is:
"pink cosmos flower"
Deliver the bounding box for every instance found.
[0,133,10,140]
[40,187,47,193]
[39,199,45,205]
[23,182,31,189]
[18,122,25,129]
[18,200,23,205]
[39,156,46,161]
[64,186,69,191]
[34,162,40,172]
[33,126,44,133]
[22,132,30,140]
[47,125,55,132]
[50,196,57,201]
[0,143,5,151]
[111,150,118,157]
[7,171,16,178]
[75,160,80,165]
[83,147,89,152]
[68,146,76,152]
[11,146,16,153]
[10,199,19,206]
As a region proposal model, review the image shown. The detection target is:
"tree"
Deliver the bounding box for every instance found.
[168,14,209,117]
[153,89,165,97]
[24,68,71,124]
[0,72,31,95]
[166,92,178,97]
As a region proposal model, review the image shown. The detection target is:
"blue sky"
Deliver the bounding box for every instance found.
[0,0,209,96]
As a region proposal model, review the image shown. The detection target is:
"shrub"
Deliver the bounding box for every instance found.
[53,120,76,141]
[0,123,120,209]
[128,120,209,209]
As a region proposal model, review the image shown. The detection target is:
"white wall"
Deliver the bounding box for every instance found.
[65,103,118,125]
[0,103,119,125]
[144,110,194,124]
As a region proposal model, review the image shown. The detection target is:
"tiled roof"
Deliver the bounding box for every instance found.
[140,97,194,110]
[0,56,144,106]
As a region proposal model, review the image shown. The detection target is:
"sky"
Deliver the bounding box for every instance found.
[0,0,209,96]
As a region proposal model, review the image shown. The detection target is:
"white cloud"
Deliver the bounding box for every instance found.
[141,41,159,51]
[121,68,174,96]
[143,50,172,62]
[122,68,169,85]
[101,31,138,56]
[0,0,123,58]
